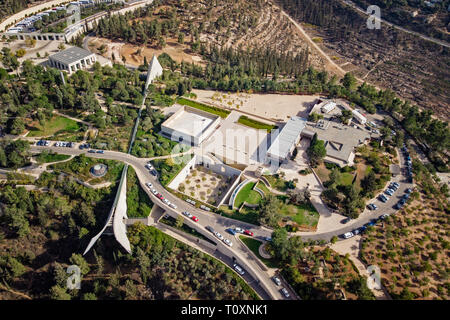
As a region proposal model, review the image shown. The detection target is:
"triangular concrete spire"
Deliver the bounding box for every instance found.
[145,54,163,89]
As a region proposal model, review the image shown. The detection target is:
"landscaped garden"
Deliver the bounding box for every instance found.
[178,166,232,206]
[239,236,279,268]
[234,182,262,208]
[27,115,81,137]
[126,166,153,218]
[153,155,193,187]
[49,154,124,185]
[177,97,230,118]
[237,115,276,132]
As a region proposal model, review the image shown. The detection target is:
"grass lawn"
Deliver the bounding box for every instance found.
[36,152,71,163]
[234,182,262,207]
[255,181,270,195]
[239,236,279,269]
[277,196,319,228]
[264,174,289,192]
[218,205,260,225]
[177,97,230,118]
[28,115,80,137]
[237,116,276,132]
[338,172,355,186]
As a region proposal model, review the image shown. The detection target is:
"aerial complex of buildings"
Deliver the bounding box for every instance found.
[48,46,97,74]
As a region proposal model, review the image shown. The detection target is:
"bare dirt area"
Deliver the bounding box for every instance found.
[192,89,320,122]
[87,37,205,67]
[276,0,450,120]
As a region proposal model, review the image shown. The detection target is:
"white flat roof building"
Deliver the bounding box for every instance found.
[321,101,336,113]
[352,109,367,124]
[266,116,307,164]
[161,106,220,146]
[48,47,97,74]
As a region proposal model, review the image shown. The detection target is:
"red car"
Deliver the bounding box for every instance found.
[244,230,254,236]
[191,216,199,222]
[156,193,164,200]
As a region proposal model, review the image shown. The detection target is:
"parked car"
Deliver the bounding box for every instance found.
[272,276,281,286]
[359,226,367,233]
[367,204,377,211]
[226,228,236,235]
[385,189,394,196]
[200,205,211,211]
[169,203,177,209]
[214,232,224,240]
[145,182,153,188]
[185,198,196,205]
[223,238,233,247]
[353,229,361,235]
[96,150,104,154]
[151,189,158,195]
[405,188,413,194]
[243,230,254,236]
[233,263,245,275]
[88,149,96,153]
[380,214,389,220]
[163,199,170,205]
[205,226,214,233]
[341,217,351,224]
[191,216,199,222]
[379,194,389,202]
[280,288,290,298]
[182,211,193,218]
[234,227,244,234]
[150,169,157,176]
[263,237,272,242]
[343,232,354,239]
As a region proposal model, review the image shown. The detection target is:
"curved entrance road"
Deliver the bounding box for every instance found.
[29,141,412,298]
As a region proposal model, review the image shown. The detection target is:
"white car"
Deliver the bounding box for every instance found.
[343,232,354,239]
[169,203,177,209]
[233,263,245,275]
[223,238,233,247]
[163,199,170,205]
[182,211,193,218]
[281,287,290,298]
[234,227,244,234]
[272,276,281,286]
[214,232,224,240]
[151,189,158,195]
[145,182,153,188]
[145,163,153,170]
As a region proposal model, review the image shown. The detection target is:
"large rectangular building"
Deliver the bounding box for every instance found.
[161,106,220,146]
[48,47,96,74]
[266,116,307,165]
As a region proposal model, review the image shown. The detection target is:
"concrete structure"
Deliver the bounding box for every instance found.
[167,153,242,207]
[321,101,336,114]
[48,47,96,74]
[302,120,370,167]
[161,106,220,146]
[352,109,367,125]
[90,163,107,177]
[145,55,163,89]
[266,116,307,165]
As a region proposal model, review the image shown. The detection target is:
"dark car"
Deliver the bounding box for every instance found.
[150,169,157,176]
[88,150,96,153]
[226,228,236,235]
[341,217,351,224]
[96,150,104,154]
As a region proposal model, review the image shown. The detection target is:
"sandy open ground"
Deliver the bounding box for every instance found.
[192,89,321,122]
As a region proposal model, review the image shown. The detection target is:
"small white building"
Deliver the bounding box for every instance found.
[352,109,367,125]
[321,101,337,114]
[48,47,97,74]
[266,116,307,165]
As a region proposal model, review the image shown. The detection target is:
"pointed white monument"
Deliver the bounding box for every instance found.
[145,54,163,90]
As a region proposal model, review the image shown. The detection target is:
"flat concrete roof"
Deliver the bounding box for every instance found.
[304,120,370,162]
[49,47,94,65]
[267,116,307,160]
[163,108,217,138]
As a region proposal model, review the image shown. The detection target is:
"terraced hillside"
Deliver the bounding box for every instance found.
[276,0,450,120]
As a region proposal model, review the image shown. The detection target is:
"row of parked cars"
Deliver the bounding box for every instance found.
[204,225,233,247]
[145,181,177,209]
[225,227,254,236]
[145,161,158,176]
[402,146,413,183]
[36,140,50,146]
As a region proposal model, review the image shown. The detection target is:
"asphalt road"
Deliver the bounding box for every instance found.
[28,137,412,298]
